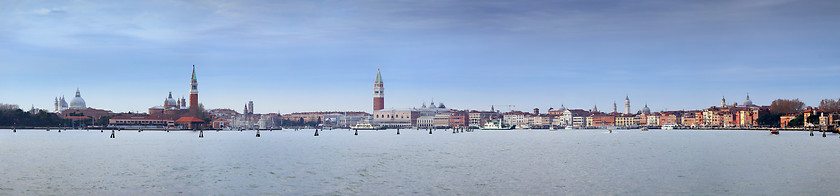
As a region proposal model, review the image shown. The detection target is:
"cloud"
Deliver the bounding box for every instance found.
[34,8,67,15]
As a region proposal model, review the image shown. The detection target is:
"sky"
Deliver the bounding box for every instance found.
[1,0,839,114]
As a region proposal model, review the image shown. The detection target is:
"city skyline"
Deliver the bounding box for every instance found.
[1,0,839,114]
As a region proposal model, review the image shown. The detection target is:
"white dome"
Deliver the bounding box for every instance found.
[164,92,177,108]
[743,94,753,106]
[69,89,86,109]
[642,104,650,114]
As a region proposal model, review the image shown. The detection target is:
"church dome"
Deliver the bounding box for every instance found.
[558,104,567,112]
[743,94,753,106]
[164,92,177,108]
[69,89,86,109]
[642,104,651,114]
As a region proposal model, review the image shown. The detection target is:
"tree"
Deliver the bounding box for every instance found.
[756,113,783,127]
[788,114,804,127]
[770,99,805,114]
[807,113,821,125]
[819,98,840,113]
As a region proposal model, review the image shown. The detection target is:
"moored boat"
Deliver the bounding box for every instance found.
[480,119,514,130]
[350,119,385,130]
[770,129,779,135]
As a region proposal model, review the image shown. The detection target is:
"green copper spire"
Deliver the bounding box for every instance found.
[191,65,196,80]
[375,66,382,83]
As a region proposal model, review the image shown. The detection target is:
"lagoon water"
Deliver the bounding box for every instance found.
[1,129,838,195]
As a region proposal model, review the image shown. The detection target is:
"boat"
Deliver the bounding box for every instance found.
[350,119,385,130]
[770,129,779,135]
[642,127,649,131]
[662,124,676,130]
[480,119,514,130]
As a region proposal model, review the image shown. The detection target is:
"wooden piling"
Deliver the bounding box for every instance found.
[314,129,319,136]
[110,130,115,138]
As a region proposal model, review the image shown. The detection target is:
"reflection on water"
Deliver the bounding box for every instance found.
[0,129,838,195]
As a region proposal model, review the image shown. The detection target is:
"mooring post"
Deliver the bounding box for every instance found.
[397,129,400,135]
[354,129,358,135]
[110,130,115,138]
[199,129,204,138]
[257,130,261,137]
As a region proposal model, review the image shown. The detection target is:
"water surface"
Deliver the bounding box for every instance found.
[1,129,838,195]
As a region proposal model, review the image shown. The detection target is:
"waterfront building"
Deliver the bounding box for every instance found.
[468,110,500,128]
[681,111,703,127]
[282,111,369,124]
[373,67,384,111]
[589,114,616,127]
[432,113,450,128]
[211,118,230,129]
[647,114,660,126]
[109,115,175,128]
[819,113,838,126]
[659,111,682,126]
[552,115,565,126]
[738,107,766,127]
[562,109,589,126]
[527,114,552,128]
[572,116,587,128]
[417,116,435,128]
[615,114,636,127]
[373,109,419,128]
[780,115,797,128]
[503,111,529,128]
[802,108,825,127]
[634,113,649,126]
[448,110,469,127]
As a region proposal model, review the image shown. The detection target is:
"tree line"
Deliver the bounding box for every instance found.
[0,104,68,127]
[757,98,840,127]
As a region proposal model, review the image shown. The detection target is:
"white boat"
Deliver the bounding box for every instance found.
[480,119,514,130]
[662,124,676,130]
[350,119,385,130]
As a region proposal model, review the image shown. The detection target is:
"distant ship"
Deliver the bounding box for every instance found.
[350,119,385,130]
[480,119,515,130]
[662,124,676,130]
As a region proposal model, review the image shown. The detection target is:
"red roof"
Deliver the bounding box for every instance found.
[63,116,90,120]
[176,117,205,123]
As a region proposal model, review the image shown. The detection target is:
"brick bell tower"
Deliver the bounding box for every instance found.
[189,65,198,110]
[373,67,384,111]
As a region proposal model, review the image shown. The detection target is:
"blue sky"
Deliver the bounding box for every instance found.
[1,0,838,114]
